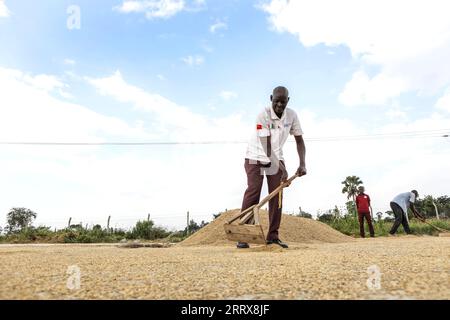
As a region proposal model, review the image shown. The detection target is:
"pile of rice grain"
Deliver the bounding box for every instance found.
[178,209,352,246]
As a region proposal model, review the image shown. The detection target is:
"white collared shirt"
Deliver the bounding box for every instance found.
[245,106,303,162]
[392,192,416,223]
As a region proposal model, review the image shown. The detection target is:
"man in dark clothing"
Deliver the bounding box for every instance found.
[389,190,424,235]
[355,186,375,238]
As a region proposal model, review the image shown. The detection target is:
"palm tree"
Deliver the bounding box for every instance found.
[341,176,363,217]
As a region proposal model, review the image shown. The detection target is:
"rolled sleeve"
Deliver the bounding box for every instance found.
[409,192,416,203]
[290,112,304,136]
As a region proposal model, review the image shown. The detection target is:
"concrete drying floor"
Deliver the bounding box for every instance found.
[0,236,449,299]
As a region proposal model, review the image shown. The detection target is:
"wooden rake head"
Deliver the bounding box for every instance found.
[223,174,299,244]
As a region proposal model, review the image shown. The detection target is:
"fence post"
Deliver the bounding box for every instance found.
[68,217,72,228]
[432,202,440,220]
[187,211,190,235]
[107,215,111,233]
[147,213,150,222]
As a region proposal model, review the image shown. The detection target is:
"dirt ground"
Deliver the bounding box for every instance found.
[0,236,449,300]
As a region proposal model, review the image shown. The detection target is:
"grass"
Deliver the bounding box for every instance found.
[0,222,190,244]
[327,216,450,237]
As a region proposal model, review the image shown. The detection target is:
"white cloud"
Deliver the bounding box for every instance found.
[210,20,227,33]
[0,0,10,17]
[0,67,251,230]
[0,67,152,143]
[219,90,237,101]
[2,66,450,232]
[85,72,450,221]
[261,0,450,106]
[436,88,450,113]
[114,0,204,19]
[15,71,74,100]
[181,55,204,66]
[86,70,247,142]
[115,0,185,19]
[157,74,166,80]
[338,70,408,106]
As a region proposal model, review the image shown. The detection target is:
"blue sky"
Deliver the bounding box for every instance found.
[1,0,450,230]
[1,1,356,118]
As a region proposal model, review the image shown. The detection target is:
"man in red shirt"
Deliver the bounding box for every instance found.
[355,186,375,238]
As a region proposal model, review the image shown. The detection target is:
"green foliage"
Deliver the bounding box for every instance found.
[341,176,363,201]
[166,230,188,243]
[0,208,200,243]
[184,219,208,235]
[298,212,312,219]
[415,194,450,219]
[128,220,170,240]
[345,201,357,217]
[317,213,334,223]
[6,207,37,234]
[341,176,363,217]
[325,216,450,237]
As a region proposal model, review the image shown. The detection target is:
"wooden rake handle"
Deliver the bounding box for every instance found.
[227,174,299,225]
[414,217,448,233]
[256,174,299,209]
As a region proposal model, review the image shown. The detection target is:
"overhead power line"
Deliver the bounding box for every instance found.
[0,129,449,146]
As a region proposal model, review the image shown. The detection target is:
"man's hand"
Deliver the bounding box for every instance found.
[296,165,307,177]
[414,211,425,221]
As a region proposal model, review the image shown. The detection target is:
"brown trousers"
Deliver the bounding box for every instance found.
[241,158,283,241]
[358,212,375,238]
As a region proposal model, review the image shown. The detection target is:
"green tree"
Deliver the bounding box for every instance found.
[6,207,37,234]
[384,210,394,222]
[376,212,383,222]
[333,205,341,219]
[317,213,334,223]
[341,176,363,217]
[298,212,313,219]
[129,220,169,240]
[185,219,208,235]
[436,196,450,217]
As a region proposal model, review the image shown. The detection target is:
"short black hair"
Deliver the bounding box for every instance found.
[411,190,419,197]
[273,86,289,96]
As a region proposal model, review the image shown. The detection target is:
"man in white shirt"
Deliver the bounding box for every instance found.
[238,86,307,249]
[389,190,424,235]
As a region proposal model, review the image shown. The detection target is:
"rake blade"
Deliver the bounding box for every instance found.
[223,223,266,244]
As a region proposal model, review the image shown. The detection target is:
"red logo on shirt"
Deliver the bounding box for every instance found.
[256,124,262,130]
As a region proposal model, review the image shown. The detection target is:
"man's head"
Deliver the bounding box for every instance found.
[358,186,365,194]
[411,190,419,198]
[271,86,289,118]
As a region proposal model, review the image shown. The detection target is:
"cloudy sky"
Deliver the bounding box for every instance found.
[1,0,450,230]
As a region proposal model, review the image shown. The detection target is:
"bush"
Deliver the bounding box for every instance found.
[128,220,170,240]
[325,217,450,237]
[165,230,188,243]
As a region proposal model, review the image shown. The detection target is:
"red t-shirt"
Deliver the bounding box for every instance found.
[356,193,371,213]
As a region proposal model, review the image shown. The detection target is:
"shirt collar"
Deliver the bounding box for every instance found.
[269,106,285,120]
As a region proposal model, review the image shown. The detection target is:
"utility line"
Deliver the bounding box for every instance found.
[0,129,449,146]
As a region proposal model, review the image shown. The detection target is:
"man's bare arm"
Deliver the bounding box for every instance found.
[410,203,425,220]
[294,135,307,176]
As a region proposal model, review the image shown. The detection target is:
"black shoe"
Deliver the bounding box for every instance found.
[236,242,249,249]
[266,239,288,248]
